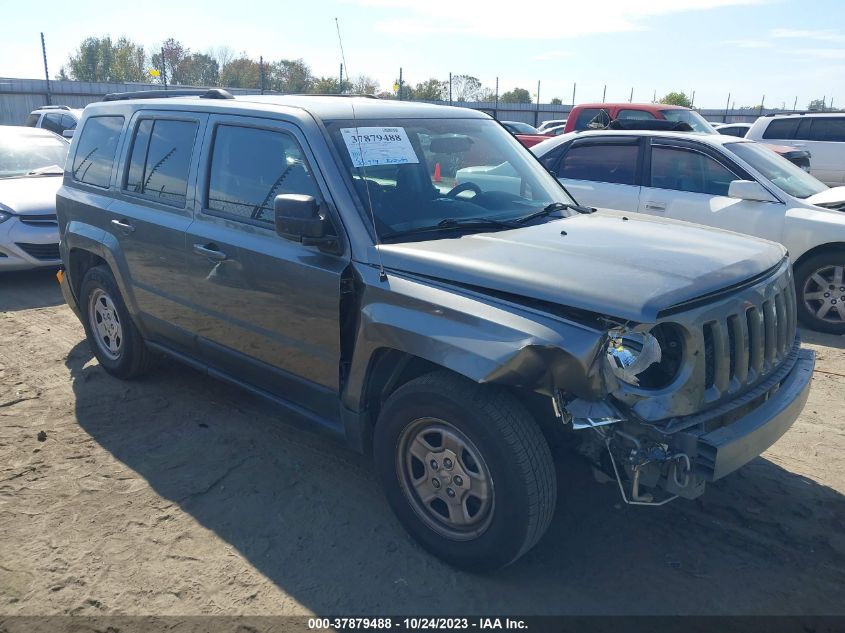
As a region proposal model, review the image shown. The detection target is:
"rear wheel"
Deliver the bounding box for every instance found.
[79,266,154,378]
[374,371,556,570]
[795,249,845,335]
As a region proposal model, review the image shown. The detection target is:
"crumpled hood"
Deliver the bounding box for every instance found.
[377,210,786,322]
[0,176,61,216]
[806,186,845,209]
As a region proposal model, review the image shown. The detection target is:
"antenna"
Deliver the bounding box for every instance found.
[335,17,387,282]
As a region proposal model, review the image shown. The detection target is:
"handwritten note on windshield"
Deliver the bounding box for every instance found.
[340,127,419,168]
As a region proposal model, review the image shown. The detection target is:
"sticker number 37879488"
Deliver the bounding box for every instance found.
[340,126,420,168]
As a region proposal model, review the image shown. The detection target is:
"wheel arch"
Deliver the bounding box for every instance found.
[792,242,845,270]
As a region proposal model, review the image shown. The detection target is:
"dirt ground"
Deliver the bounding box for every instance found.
[1,268,844,616]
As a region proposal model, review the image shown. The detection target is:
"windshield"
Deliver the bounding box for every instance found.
[725,141,827,199]
[326,118,575,241]
[659,109,717,134]
[0,131,68,179]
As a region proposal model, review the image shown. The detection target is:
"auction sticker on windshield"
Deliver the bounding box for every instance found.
[341,127,419,167]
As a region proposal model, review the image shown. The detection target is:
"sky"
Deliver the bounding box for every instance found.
[1,0,843,109]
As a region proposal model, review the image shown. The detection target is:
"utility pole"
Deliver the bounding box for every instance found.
[259,56,265,94]
[691,90,695,107]
[161,47,167,90]
[793,96,798,111]
[629,87,633,103]
[494,77,499,119]
[724,92,731,121]
[398,67,403,101]
[449,72,452,105]
[653,89,656,103]
[602,85,606,102]
[760,95,765,115]
[535,80,541,127]
[572,82,576,106]
[339,63,343,92]
[40,32,51,105]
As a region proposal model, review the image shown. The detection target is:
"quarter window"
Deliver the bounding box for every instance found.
[650,146,737,196]
[71,115,124,188]
[617,109,656,120]
[559,143,639,185]
[573,108,608,131]
[124,118,198,207]
[206,125,320,226]
[762,118,799,140]
[809,117,845,142]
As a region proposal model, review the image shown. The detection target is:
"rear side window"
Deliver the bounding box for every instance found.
[573,108,606,131]
[124,118,198,207]
[206,125,320,226]
[650,145,737,196]
[42,113,64,135]
[617,109,655,120]
[72,115,124,188]
[809,117,845,142]
[61,114,77,132]
[762,118,799,140]
[559,143,639,185]
[25,113,40,127]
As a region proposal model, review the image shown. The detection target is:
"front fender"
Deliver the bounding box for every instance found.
[343,265,605,412]
[783,206,845,261]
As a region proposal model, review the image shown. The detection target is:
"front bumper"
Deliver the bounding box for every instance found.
[0,216,60,271]
[604,344,815,501]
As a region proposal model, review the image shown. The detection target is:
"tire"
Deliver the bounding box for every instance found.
[794,249,845,335]
[373,371,556,571]
[79,265,154,379]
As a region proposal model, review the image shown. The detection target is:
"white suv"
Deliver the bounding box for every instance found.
[746,113,845,186]
[25,105,83,139]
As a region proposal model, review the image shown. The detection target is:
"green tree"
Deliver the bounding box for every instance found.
[350,74,379,95]
[177,53,219,86]
[65,36,149,82]
[550,97,562,105]
[219,57,261,88]
[150,38,190,85]
[659,91,692,107]
[413,78,446,101]
[449,74,482,101]
[808,98,827,111]
[310,76,351,94]
[267,58,314,93]
[500,87,531,103]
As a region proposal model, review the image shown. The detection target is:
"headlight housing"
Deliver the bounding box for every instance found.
[605,328,662,386]
[0,204,14,224]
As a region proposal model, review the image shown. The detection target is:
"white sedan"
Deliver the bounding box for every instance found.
[527,130,845,333]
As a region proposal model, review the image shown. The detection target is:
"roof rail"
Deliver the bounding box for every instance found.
[102,88,235,102]
[762,110,841,117]
[287,93,379,99]
[38,105,72,110]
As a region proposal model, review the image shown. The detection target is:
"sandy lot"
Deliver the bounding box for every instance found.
[1,268,844,616]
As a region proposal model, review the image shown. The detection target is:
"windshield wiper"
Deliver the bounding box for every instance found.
[381,217,517,241]
[514,201,593,224]
[26,165,64,177]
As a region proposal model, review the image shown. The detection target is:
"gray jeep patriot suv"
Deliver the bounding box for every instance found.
[56,90,815,570]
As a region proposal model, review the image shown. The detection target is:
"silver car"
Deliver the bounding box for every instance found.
[0,126,68,271]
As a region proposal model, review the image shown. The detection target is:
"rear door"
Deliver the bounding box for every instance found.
[804,117,845,185]
[107,110,207,352]
[551,136,642,211]
[182,115,349,420]
[638,138,785,243]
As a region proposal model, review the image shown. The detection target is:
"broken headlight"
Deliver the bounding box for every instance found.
[605,328,662,387]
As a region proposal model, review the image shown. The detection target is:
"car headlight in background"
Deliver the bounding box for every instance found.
[605,327,663,387]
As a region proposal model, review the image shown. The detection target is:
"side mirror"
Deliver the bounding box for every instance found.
[62,129,75,139]
[274,194,336,249]
[728,180,777,202]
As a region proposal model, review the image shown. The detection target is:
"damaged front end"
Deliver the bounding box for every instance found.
[553,261,815,506]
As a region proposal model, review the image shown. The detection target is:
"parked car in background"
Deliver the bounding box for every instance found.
[499,120,552,148]
[0,126,68,271]
[543,124,568,136]
[532,129,845,333]
[56,91,814,570]
[537,119,567,132]
[746,112,845,186]
[25,105,83,139]
[563,103,717,134]
[715,122,752,137]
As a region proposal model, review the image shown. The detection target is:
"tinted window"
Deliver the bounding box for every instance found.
[42,113,63,134]
[650,146,737,196]
[207,125,320,225]
[124,118,198,207]
[573,108,605,131]
[762,118,799,140]
[61,114,77,131]
[809,117,845,142]
[617,109,656,120]
[72,116,124,188]
[718,126,748,138]
[559,143,638,185]
[25,113,40,127]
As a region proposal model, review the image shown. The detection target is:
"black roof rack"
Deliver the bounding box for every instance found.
[102,88,234,102]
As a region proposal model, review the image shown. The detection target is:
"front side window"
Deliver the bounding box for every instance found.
[125,118,198,207]
[207,125,320,225]
[809,117,845,142]
[762,118,799,140]
[650,145,737,196]
[725,141,826,199]
[559,143,639,185]
[325,117,575,242]
[72,115,124,188]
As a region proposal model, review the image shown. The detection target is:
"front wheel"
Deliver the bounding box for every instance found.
[374,372,557,571]
[795,249,845,335]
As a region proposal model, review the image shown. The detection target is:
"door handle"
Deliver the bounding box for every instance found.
[644,202,666,211]
[192,243,227,261]
[110,218,135,234]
